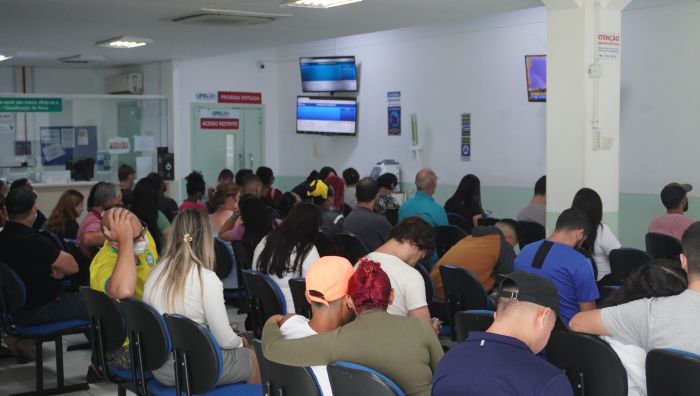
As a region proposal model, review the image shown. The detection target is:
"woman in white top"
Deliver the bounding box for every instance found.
[572,188,621,280]
[143,209,260,386]
[253,203,322,311]
[600,260,687,396]
[208,182,240,234]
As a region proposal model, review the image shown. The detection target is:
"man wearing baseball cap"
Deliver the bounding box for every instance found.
[432,271,573,396]
[648,182,694,241]
[279,256,355,396]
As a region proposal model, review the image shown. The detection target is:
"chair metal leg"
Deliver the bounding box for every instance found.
[55,336,64,388]
[117,385,127,396]
[35,339,43,392]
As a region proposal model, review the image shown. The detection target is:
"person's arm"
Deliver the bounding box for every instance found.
[600,224,622,255]
[82,231,106,247]
[495,236,515,275]
[420,319,444,371]
[217,213,239,239]
[102,209,136,299]
[202,272,243,349]
[471,213,483,227]
[436,209,449,226]
[219,218,243,241]
[569,309,610,336]
[574,256,600,307]
[50,251,79,279]
[578,301,597,312]
[408,306,432,325]
[261,317,336,367]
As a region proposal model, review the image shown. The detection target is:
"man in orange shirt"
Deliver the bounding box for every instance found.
[431,219,518,299]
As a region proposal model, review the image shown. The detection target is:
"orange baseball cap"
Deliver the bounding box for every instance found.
[305,256,354,306]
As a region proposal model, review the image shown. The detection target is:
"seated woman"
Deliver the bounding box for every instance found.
[262,258,444,396]
[600,259,687,396]
[253,203,322,310]
[132,179,170,253]
[44,189,84,239]
[444,174,485,233]
[179,171,207,212]
[218,196,280,248]
[209,182,240,234]
[143,209,260,386]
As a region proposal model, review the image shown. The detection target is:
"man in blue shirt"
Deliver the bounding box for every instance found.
[514,208,599,324]
[398,169,448,227]
[432,271,573,396]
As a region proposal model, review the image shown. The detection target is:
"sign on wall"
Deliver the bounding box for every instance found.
[387,91,401,136]
[0,98,62,112]
[218,91,262,104]
[598,33,621,61]
[461,113,471,161]
[199,108,240,130]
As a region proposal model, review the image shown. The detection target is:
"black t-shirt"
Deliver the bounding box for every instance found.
[158,195,179,222]
[32,209,47,231]
[121,188,134,209]
[444,198,482,232]
[0,222,61,309]
[62,219,80,240]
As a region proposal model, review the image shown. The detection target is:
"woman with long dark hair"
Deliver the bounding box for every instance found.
[44,189,84,239]
[571,187,621,280]
[444,174,485,231]
[253,203,322,309]
[219,196,280,248]
[132,179,168,252]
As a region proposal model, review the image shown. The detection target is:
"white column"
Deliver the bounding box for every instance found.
[543,0,631,234]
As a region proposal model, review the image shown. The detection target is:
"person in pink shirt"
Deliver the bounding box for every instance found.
[179,171,207,212]
[648,182,694,240]
[77,182,122,257]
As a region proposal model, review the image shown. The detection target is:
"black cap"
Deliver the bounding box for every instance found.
[377,173,398,190]
[5,188,37,216]
[661,183,692,209]
[498,271,560,315]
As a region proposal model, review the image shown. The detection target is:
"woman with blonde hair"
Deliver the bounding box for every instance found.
[44,189,84,239]
[144,209,260,386]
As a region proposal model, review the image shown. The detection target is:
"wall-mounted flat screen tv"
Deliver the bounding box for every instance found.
[300,56,358,92]
[525,55,546,102]
[296,96,357,136]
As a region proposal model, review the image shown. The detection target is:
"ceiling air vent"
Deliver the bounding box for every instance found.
[60,55,106,64]
[168,9,291,26]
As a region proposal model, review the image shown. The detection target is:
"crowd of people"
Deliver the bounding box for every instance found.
[0,164,698,396]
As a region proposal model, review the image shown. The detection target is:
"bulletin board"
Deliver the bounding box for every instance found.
[40,125,98,166]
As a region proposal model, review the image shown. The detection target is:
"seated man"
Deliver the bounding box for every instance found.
[77,182,122,256]
[398,169,448,227]
[517,175,546,227]
[432,271,573,396]
[364,216,438,332]
[240,173,263,198]
[570,221,700,356]
[514,208,598,324]
[0,189,87,360]
[342,177,392,251]
[9,178,47,230]
[279,256,355,396]
[431,219,517,299]
[648,182,694,241]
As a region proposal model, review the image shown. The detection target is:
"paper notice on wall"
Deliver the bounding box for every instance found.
[61,128,75,148]
[136,156,153,179]
[598,33,621,61]
[40,128,60,144]
[461,113,471,161]
[77,128,89,145]
[42,142,65,162]
[107,137,131,154]
[133,135,155,152]
[0,123,13,134]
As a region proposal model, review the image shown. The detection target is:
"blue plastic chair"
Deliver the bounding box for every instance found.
[328,361,404,396]
[252,339,321,396]
[646,348,700,396]
[242,269,287,338]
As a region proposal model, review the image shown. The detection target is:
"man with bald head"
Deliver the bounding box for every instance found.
[398,168,448,227]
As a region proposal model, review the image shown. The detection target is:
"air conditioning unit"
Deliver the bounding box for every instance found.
[106,72,143,94]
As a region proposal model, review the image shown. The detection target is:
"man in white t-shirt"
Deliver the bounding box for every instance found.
[278,256,355,396]
[360,216,439,333]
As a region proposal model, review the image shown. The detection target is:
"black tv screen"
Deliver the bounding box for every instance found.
[296,96,357,136]
[525,55,546,102]
[300,56,358,92]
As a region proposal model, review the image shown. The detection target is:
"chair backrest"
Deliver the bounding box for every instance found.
[253,339,321,396]
[477,217,499,227]
[0,262,27,320]
[163,314,222,394]
[328,361,404,396]
[385,208,399,226]
[213,238,234,280]
[517,221,545,250]
[39,229,66,250]
[608,248,653,285]
[415,264,434,305]
[334,232,370,264]
[242,269,287,338]
[454,310,495,343]
[439,265,488,325]
[315,228,339,257]
[446,213,468,231]
[646,348,700,396]
[288,278,311,318]
[434,225,468,258]
[645,232,683,260]
[546,330,627,396]
[232,240,254,289]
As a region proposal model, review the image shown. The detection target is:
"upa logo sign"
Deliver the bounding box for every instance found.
[598,33,621,61]
[195,92,217,102]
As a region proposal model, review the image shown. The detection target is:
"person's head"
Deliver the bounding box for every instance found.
[681,222,700,280]
[153,209,215,312]
[552,208,591,249]
[388,216,436,266]
[534,176,546,197]
[355,177,379,205]
[132,179,162,250]
[571,187,603,253]
[185,171,206,201]
[347,258,393,315]
[145,172,167,195]
[451,174,483,211]
[217,169,234,184]
[377,173,398,195]
[661,183,692,213]
[9,178,31,192]
[5,188,38,225]
[211,182,240,212]
[305,256,356,325]
[256,167,275,187]
[342,168,360,187]
[94,182,123,211]
[45,189,84,235]
[308,179,333,209]
[241,173,263,197]
[118,164,136,189]
[319,166,337,181]
[325,175,345,211]
[235,169,254,186]
[276,191,301,218]
[100,208,148,253]
[495,218,519,248]
[493,271,560,353]
[239,196,275,247]
[415,169,438,195]
[256,203,322,278]
[602,259,687,308]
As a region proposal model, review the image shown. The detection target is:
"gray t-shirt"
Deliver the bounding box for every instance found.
[342,207,392,252]
[517,203,546,227]
[601,289,700,354]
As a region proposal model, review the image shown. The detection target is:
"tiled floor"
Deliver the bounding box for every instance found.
[0,306,248,395]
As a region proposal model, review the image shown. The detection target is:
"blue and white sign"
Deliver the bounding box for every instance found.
[387,91,401,136]
[461,113,471,161]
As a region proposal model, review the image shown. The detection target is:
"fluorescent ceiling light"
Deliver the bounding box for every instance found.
[0,54,13,62]
[96,36,153,49]
[281,0,362,8]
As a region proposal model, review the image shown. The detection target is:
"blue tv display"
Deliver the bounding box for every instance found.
[300,56,358,92]
[525,55,546,102]
[297,96,357,136]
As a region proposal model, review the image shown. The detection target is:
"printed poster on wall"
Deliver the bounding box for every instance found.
[461,113,471,161]
[199,108,240,130]
[387,91,401,136]
[598,33,621,61]
[107,137,131,154]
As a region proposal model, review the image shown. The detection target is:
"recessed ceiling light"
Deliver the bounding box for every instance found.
[0,55,13,62]
[96,36,153,49]
[281,0,362,8]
